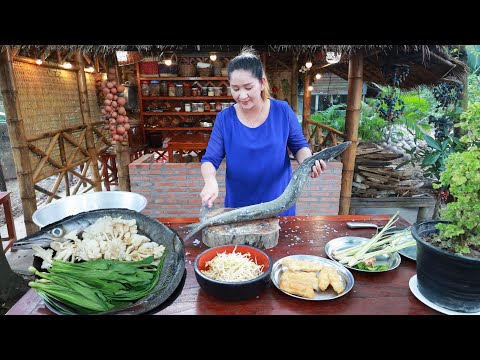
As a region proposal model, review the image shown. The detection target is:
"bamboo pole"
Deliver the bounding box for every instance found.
[291,54,298,114]
[114,58,131,191]
[339,52,363,215]
[34,184,61,200]
[75,51,102,192]
[302,72,312,138]
[58,133,70,196]
[26,124,86,142]
[0,46,39,234]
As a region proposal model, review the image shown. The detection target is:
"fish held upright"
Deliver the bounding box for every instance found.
[184,141,351,241]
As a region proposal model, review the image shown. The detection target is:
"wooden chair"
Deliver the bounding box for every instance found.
[100,152,119,191]
[1,191,17,253]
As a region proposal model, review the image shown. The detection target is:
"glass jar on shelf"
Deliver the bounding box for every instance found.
[141,81,150,96]
[183,83,192,97]
[175,84,184,97]
[149,80,160,96]
[168,83,176,96]
[160,81,168,96]
[192,86,199,97]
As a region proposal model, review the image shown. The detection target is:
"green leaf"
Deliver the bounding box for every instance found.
[422,152,441,166]
[355,263,389,271]
[424,134,442,150]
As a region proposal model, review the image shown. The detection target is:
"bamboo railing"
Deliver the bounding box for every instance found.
[303,119,346,152]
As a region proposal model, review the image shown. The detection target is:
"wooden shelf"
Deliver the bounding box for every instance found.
[137,61,227,151]
[142,96,233,101]
[139,77,228,81]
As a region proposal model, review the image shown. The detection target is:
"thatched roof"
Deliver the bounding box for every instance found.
[2,44,468,89]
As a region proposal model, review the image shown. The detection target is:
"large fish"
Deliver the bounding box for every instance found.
[184,141,352,241]
[12,208,185,315]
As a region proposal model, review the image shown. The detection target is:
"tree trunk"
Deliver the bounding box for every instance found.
[0,242,29,312]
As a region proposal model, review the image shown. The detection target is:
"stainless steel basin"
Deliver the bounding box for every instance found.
[32,191,148,228]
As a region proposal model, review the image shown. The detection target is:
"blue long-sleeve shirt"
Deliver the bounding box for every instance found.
[201,98,309,216]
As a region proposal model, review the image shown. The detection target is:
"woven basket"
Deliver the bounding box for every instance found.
[158,53,178,77]
[197,67,213,77]
[179,64,196,77]
[139,58,159,77]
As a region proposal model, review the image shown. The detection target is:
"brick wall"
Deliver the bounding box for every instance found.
[129,154,343,217]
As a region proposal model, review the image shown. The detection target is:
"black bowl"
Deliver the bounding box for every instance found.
[194,244,272,301]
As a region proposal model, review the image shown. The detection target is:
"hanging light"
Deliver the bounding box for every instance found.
[305,60,313,69]
[308,85,314,91]
[315,73,322,80]
[160,51,176,67]
[62,62,72,69]
[209,53,217,61]
[326,52,342,64]
[35,58,43,65]
[84,66,95,73]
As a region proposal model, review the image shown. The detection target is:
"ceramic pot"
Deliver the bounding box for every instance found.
[412,220,480,313]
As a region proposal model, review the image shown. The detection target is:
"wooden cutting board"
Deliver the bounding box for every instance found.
[202,208,280,249]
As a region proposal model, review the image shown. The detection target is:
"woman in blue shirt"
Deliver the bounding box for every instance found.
[200,48,326,216]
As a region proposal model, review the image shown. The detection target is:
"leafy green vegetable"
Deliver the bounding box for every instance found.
[355,263,390,271]
[28,253,167,314]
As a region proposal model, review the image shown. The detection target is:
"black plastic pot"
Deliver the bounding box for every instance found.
[412,220,480,313]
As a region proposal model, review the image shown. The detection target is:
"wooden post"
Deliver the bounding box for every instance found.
[75,51,102,192]
[0,46,39,235]
[114,58,131,192]
[115,142,131,191]
[339,52,363,215]
[291,54,299,114]
[57,134,70,196]
[302,72,312,138]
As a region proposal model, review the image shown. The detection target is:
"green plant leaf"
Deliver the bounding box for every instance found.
[422,152,441,166]
[424,134,442,150]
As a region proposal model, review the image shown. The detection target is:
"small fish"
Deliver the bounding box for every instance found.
[184,141,351,241]
[13,208,185,315]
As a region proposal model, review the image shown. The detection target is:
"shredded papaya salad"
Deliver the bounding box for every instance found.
[201,247,264,282]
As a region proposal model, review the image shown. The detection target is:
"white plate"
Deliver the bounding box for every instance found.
[409,275,480,315]
[398,244,416,261]
[271,254,354,301]
[385,227,416,261]
[325,236,401,272]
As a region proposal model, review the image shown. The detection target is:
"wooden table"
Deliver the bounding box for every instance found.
[6,214,441,315]
[167,132,210,162]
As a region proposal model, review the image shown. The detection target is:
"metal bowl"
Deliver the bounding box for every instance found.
[32,191,147,228]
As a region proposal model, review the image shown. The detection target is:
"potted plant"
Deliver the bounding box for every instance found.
[411,101,480,313]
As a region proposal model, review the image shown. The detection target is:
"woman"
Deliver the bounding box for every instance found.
[200,48,326,216]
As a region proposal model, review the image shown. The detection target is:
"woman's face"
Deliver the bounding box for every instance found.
[229,69,265,110]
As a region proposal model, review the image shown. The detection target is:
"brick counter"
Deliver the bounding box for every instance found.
[129,154,343,217]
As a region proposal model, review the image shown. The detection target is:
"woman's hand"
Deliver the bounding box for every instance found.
[200,180,219,207]
[311,159,327,178]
